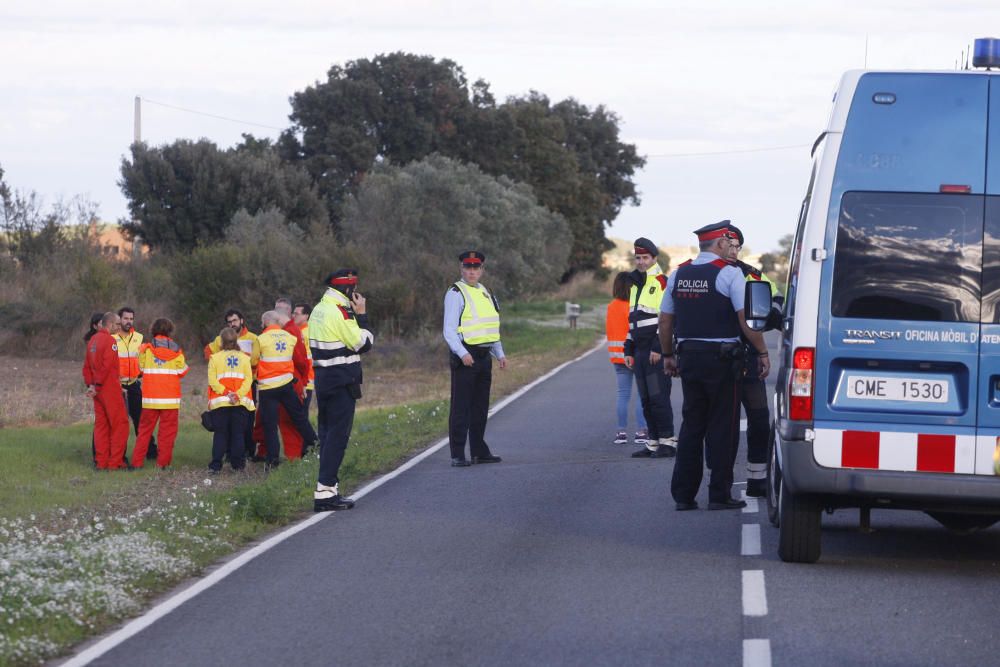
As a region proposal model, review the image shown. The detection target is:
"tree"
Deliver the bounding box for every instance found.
[340,154,572,335]
[759,233,794,290]
[119,140,327,250]
[279,53,473,218]
[280,53,644,275]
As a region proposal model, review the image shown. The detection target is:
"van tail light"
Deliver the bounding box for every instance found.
[940,184,972,194]
[789,347,815,421]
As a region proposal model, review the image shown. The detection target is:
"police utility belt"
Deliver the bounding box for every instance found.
[461,342,493,359]
[677,340,744,360]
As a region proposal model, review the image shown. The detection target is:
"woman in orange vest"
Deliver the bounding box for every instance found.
[607,272,648,446]
[132,318,188,468]
[206,327,255,472]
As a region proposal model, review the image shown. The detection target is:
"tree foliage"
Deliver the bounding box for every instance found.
[119,139,327,250]
[340,154,572,335]
[280,52,644,275]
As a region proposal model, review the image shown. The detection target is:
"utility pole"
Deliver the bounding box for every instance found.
[133,96,141,144]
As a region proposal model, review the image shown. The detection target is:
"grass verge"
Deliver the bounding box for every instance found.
[0,311,602,665]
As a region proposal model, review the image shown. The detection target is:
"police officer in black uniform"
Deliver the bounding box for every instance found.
[659,221,770,510]
[725,223,784,497]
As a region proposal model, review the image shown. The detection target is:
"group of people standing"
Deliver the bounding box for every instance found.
[81,251,511,513]
[606,222,780,510]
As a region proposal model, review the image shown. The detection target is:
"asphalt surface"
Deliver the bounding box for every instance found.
[80,335,1000,667]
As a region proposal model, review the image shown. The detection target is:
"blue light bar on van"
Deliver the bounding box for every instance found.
[973,38,1000,68]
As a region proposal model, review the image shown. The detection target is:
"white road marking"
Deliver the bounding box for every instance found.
[740,419,748,431]
[742,570,768,617]
[61,342,607,666]
[740,489,759,514]
[741,523,761,556]
[743,639,772,667]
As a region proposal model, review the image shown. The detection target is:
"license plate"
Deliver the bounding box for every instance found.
[845,375,949,403]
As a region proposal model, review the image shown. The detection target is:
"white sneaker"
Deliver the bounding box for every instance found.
[634,430,649,445]
[613,431,628,445]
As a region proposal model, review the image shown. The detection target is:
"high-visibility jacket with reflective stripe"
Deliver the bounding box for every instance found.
[138,336,188,409]
[204,328,260,374]
[309,287,373,388]
[207,350,255,411]
[300,322,315,391]
[625,264,665,354]
[114,330,143,385]
[605,298,629,365]
[454,281,500,345]
[257,326,297,390]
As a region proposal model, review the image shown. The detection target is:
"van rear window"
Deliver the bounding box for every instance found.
[831,192,982,322]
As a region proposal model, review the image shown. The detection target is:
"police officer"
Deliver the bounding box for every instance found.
[659,222,770,510]
[309,269,373,511]
[443,250,507,467]
[724,223,783,497]
[624,237,676,458]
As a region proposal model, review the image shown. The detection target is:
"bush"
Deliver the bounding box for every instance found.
[340,154,572,336]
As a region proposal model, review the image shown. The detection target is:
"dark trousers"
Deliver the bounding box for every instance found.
[258,383,316,464]
[448,351,493,460]
[632,340,674,441]
[670,348,741,504]
[210,407,248,471]
[123,381,154,458]
[317,384,356,486]
[304,389,313,415]
[740,360,769,480]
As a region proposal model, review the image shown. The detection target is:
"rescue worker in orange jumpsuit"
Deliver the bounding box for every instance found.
[293,302,315,415]
[83,311,130,470]
[132,318,189,468]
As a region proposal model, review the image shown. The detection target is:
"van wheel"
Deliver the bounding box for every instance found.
[766,425,780,527]
[926,512,1000,535]
[778,477,822,563]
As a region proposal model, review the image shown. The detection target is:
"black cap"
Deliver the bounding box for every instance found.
[325,268,358,288]
[632,237,658,257]
[459,250,485,266]
[693,220,738,242]
[726,223,744,246]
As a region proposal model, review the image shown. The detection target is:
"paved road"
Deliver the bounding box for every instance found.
[81,337,1000,667]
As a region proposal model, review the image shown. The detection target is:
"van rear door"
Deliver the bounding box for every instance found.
[973,76,1000,475]
[812,73,988,475]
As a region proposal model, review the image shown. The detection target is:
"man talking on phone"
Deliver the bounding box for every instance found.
[309,269,374,511]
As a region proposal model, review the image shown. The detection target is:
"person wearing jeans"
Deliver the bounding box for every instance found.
[607,272,647,444]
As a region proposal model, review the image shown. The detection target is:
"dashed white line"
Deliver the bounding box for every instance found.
[742,570,768,617]
[740,489,759,514]
[741,523,761,556]
[743,639,772,667]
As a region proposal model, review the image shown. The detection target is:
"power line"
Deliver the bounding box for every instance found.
[139,97,285,132]
[645,143,811,158]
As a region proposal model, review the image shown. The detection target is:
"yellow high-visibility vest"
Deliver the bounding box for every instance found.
[455,281,500,345]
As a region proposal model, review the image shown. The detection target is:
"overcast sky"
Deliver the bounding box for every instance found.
[1,1,995,252]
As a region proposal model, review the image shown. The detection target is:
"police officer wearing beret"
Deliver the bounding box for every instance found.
[659,222,770,510]
[309,269,374,511]
[443,251,507,467]
[624,237,676,458]
[724,223,783,498]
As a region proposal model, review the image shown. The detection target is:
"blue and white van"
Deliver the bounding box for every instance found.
[753,38,1000,563]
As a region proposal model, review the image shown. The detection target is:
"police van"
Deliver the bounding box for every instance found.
[745,38,1000,563]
